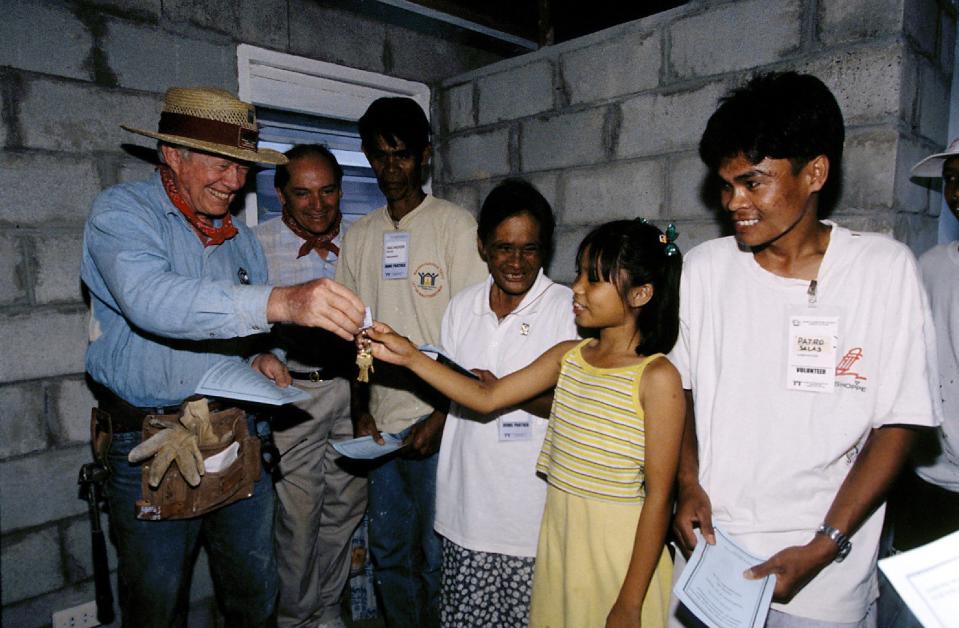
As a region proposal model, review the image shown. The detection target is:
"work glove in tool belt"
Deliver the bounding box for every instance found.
[129,399,261,520]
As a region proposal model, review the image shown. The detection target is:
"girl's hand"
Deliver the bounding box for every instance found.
[364,322,419,366]
[606,599,641,628]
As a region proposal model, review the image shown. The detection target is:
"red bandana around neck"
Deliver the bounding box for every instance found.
[159,165,238,247]
[282,209,341,259]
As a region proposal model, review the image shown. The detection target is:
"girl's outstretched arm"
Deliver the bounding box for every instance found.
[366,321,577,415]
[607,356,685,628]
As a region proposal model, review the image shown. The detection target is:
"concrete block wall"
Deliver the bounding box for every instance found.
[0,0,504,625]
[432,0,957,284]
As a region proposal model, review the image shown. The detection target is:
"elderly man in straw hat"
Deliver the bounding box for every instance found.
[81,87,366,626]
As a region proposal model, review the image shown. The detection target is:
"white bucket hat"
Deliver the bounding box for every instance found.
[911,137,959,178]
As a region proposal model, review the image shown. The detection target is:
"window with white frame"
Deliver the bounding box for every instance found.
[236,45,432,227]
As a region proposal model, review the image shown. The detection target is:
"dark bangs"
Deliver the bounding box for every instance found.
[575,224,629,287]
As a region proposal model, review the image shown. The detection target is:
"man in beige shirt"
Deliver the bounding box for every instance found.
[335,97,486,627]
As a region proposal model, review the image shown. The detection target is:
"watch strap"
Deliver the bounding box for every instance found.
[816,523,852,562]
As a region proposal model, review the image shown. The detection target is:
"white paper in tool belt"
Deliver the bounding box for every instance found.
[204,441,239,473]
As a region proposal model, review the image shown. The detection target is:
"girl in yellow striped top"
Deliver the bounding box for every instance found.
[368,219,685,628]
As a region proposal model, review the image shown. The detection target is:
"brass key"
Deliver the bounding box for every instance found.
[356,338,374,383]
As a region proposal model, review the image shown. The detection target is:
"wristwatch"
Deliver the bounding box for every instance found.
[816,523,852,562]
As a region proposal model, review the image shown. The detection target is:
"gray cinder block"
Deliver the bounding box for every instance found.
[561,31,661,105]
[443,128,511,182]
[478,61,554,125]
[104,19,237,93]
[0,153,102,226]
[666,152,719,220]
[0,233,27,306]
[445,82,474,133]
[0,2,92,81]
[668,0,801,79]
[560,159,665,224]
[521,108,608,172]
[52,377,97,446]
[0,382,47,459]
[0,446,89,532]
[0,527,64,605]
[19,78,160,153]
[617,82,728,160]
[799,47,905,126]
[0,309,88,384]
[33,233,85,305]
[818,0,903,46]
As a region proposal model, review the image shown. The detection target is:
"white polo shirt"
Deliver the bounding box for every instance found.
[435,270,578,557]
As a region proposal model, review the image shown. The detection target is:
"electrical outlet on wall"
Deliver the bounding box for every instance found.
[52,600,101,628]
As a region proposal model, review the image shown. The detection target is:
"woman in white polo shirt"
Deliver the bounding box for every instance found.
[434,179,578,627]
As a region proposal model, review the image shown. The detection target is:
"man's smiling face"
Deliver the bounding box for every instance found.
[718,154,823,249]
[163,146,250,224]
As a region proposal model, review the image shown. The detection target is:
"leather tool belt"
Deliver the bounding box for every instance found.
[134,405,261,521]
[95,386,184,433]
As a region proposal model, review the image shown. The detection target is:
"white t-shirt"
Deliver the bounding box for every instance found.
[916,242,959,491]
[670,223,940,622]
[435,270,578,557]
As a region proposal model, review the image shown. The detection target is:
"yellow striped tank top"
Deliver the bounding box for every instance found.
[536,339,663,503]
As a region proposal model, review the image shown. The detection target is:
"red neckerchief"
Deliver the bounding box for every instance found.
[159,165,238,247]
[281,209,341,259]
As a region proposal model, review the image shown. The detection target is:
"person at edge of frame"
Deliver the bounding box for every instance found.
[878,138,959,628]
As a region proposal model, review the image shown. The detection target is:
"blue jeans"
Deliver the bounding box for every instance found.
[106,421,277,628]
[877,568,921,628]
[367,452,442,628]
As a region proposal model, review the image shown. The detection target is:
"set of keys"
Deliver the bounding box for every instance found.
[356,307,374,383]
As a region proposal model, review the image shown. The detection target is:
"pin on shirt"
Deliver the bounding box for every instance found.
[520,322,530,336]
[237,267,250,285]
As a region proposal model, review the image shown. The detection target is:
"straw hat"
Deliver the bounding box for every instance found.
[122,87,287,165]
[911,137,959,178]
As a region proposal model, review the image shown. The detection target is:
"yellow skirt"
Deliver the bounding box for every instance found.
[529,485,672,628]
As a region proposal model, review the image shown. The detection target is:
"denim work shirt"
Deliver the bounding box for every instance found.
[81,172,273,407]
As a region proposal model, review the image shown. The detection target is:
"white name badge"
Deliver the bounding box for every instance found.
[498,416,532,441]
[786,314,838,393]
[383,231,410,280]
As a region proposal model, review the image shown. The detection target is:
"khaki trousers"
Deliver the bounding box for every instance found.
[272,378,367,627]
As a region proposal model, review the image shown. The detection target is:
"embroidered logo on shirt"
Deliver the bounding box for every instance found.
[412,262,445,298]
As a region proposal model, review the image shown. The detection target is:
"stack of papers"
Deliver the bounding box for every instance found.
[195,360,310,405]
[332,426,413,460]
[879,529,959,628]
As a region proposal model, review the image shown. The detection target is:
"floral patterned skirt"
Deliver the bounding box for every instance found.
[441,536,536,628]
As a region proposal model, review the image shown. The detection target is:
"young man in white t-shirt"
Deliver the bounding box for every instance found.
[669,72,940,627]
[878,139,959,627]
